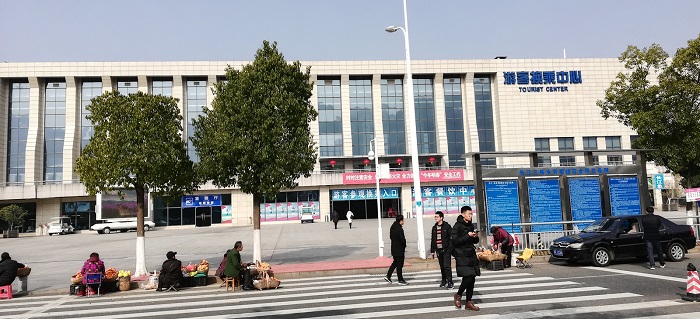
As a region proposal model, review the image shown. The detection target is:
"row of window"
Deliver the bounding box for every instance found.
[534,136,636,166]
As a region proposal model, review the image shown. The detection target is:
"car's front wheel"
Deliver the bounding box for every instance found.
[666,242,685,262]
[144,225,151,231]
[591,247,612,267]
[103,227,111,234]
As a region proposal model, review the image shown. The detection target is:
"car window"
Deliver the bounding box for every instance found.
[582,218,617,232]
[620,218,640,234]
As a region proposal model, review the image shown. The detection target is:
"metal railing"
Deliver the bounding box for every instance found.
[490,220,595,252]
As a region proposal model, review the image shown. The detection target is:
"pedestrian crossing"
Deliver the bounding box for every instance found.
[0,269,695,319]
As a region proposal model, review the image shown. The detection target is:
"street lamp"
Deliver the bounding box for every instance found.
[386,0,427,259]
[368,138,384,257]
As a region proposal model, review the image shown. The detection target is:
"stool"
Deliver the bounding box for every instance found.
[165,282,179,292]
[0,285,12,300]
[224,277,241,292]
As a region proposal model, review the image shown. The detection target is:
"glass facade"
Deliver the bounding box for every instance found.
[443,76,465,167]
[583,136,599,165]
[44,82,66,181]
[535,138,551,166]
[61,201,96,230]
[413,78,436,154]
[153,194,231,226]
[317,78,343,157]
[381,78,406,155]
[606,136,622,164]
[350,77,374,156]
[186,80,207,161]
[558,137,575,166]
[473,76,495,166]
[152,79,173,97]
[117,80,137,94]
[81,81,102,150]
[7,82,30,183]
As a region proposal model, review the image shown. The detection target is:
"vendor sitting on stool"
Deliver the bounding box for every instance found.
[157,251,183,291]
[224,241,254,290]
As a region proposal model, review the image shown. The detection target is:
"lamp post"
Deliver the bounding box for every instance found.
[368,138,384,257]
[386,0,427,259]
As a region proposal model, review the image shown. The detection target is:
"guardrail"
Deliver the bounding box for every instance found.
[490,220,595,252]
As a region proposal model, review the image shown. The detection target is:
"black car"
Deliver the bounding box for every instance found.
[550,215,696,267]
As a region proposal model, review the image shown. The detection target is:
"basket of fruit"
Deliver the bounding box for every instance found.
[477,250,505,262]
[71,272,83,284]
[104,268,118,282]
[16,266,31,277]
[117,270,132,291]
[197,260,209,274]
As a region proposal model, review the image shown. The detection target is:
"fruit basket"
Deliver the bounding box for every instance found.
[253,261,280,290]
[17,267,31,277]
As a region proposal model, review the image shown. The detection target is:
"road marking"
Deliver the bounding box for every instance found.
[582,266,687,282]
[627,312,700,319]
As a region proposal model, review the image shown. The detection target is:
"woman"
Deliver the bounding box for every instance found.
[80,252,106,295]
[491,226,514,268]
[451,206,480,311]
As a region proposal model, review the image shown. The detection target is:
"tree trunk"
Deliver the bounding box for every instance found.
[134,185,148,276]
[253,193,262,263]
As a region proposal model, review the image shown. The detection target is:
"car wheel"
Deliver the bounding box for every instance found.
[49,233,53,236]
[103,227,111,234]
[666,242,685,262]
[60,231,65,235]
[144,225,151,231]
[591,247,612,267]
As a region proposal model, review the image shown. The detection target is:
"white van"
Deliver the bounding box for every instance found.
[47,217,75,236]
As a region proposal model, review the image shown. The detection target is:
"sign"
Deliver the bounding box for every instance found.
[568,178,602,224]
[527,179,563,232]
[485,180,522,232]
[182,194,222,208]
[608,177,641,216]
[653,174,665,190]
[343,169,465,185]
[331,187,400,201]
[519,167,609,177]
[686,187,700,202]
[503,70,582,93]
[411,185,475,215]
[221,205,232,223]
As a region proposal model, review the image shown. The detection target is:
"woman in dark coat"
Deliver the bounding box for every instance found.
[384,215,408,285]
[451,206,480,311]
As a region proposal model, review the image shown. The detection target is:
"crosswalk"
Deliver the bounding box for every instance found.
[1,269,697,319]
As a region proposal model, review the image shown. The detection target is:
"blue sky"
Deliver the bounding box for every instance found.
[1,0,698,62]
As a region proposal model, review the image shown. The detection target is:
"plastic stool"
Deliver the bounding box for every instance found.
[0,285,12,300]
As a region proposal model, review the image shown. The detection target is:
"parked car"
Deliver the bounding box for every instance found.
[300,211,314,223]
[47,217,75,236]
[90,220,156,234]
[550,215,696,267]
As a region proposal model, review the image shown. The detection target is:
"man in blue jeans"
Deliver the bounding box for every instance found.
[641,206,665,270]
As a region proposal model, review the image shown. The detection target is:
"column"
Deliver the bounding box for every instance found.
[434,73,448,166]
[340,74,352,157]
[371,74,384,155]
[137,75,148,93]
[63,77,78,182]
[0,79,7,184]
[25,77,42,184]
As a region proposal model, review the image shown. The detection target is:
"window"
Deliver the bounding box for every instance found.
[7,82,30,183]
[317,77,343,157]
[535,138,551,167]
[117,80,138,95]
[44,81,66,182]
[583,136,599,165]
[444,76,465,167]
[81,81,102,150]
[606,136,622,165]
[558,137,575,166]
[381,78,406,155]
[152,78,173,97]
[186,80,207,161]
[413,77,436,154]
[350,77,374,156]
[474,76,495,166]
[630,135,639,164]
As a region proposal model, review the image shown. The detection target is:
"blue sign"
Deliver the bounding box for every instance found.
[653,174,665,190]
[411,185,474,198]
[331,188,400,201]
[182,194,222,207]
[503,70,581,93]
[519,167,609,176]
[568,178,602,226]
[527,179,563,232]
[485,180,521,232]
[609,177,641,216]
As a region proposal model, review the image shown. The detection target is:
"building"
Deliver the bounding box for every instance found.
[0,58,644,232]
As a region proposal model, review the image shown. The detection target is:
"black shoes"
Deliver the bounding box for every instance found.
[397,280,409,285]
[383,277,392,283]
[242,286,254,290]
[439,282,446,288]
[446,282,454,289]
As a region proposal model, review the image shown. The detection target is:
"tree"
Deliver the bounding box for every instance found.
[75,91,199,275]
[0,205,28,231]
[191,41,318,262]
[598,34,700,193]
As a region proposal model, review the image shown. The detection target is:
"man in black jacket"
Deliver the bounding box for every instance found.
[642,206,666,270]
[157,251,183,291]
[384,215,408,285]
[0,252,25,286]
[431,211,453,289]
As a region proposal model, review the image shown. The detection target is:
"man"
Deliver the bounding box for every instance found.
[157,251,183,291]
[431,211,453,289]
[452,206,480,311]
[491,226,514,268]
[224,241,254,290]
[0,252,25,287]
[331,210,339,229]
[384,215,408,285]
[346,210,354,229]
[642,206,665,270]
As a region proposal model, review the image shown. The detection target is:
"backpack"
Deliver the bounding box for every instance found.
[215,253,227,279]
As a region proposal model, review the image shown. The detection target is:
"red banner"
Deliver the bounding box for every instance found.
[343,169,466,185]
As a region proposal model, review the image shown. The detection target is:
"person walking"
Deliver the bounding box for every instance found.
[346,210,354,229]
[491,226,514,268]
[642,206,665,270]
[431,211,453,289]
[332,210,339,229]
[452,206,480,311]
[384,214,408,285]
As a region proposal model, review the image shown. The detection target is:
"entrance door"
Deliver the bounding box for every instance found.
[195,207,212,227]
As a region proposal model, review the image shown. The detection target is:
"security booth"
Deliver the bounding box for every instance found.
[468,149,652,247]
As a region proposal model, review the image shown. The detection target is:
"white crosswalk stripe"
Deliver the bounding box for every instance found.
[0,269,695,319]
